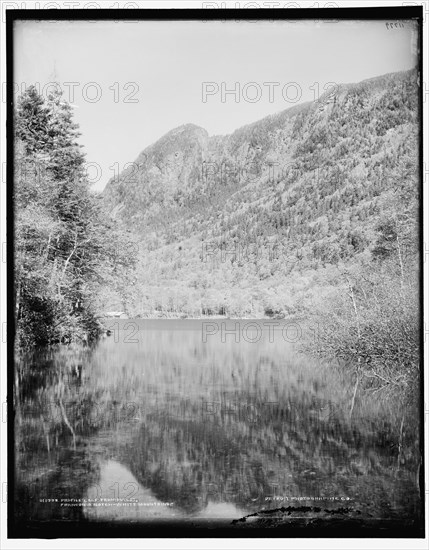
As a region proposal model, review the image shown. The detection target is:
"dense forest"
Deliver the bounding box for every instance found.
[14,85,137,349]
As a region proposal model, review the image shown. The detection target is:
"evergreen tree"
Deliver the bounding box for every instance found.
[15,85,136,348]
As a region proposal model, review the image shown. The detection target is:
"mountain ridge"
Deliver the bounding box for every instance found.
[101,68,415,166]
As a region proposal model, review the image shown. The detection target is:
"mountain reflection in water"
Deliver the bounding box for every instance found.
[14,320,421,529]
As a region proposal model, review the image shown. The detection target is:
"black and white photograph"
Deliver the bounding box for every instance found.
[3,3,426,543]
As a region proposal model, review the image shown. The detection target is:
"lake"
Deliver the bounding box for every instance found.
[14,319,422,536]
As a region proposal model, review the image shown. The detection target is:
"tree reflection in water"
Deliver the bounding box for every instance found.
[14,320,421,527]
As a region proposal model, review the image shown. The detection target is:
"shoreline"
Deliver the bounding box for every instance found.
[98,315,301,322]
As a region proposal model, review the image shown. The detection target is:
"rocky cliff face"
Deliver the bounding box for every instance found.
[103,123,209,223]
[102,100,311,224]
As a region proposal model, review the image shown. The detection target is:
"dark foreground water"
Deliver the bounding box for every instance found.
[13,320,423,536]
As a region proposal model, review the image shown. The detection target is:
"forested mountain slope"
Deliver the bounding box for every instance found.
[102,68,419,318]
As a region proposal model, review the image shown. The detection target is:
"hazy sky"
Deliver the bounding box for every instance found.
[14,19,418,191]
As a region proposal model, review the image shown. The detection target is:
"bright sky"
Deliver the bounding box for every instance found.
[14,19,418,192]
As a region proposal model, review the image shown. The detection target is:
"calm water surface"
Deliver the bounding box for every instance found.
[15,320,421,530]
